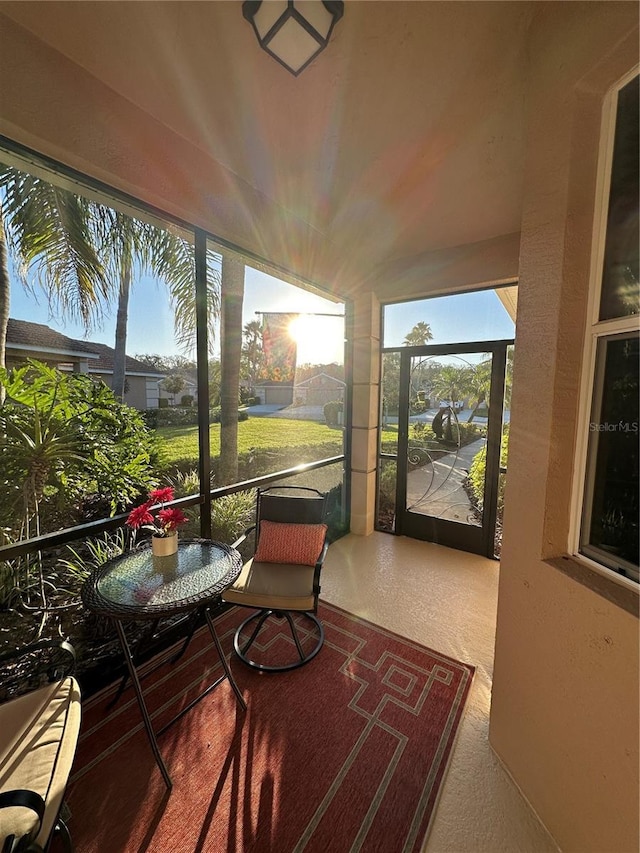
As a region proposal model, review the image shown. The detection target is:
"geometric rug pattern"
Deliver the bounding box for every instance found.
[65,602,474,852]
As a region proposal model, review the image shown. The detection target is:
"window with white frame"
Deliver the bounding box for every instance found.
[578,73,639,585]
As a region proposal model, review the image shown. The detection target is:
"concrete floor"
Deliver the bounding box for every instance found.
[321,532,560,853]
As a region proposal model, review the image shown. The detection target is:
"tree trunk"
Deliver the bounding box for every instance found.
[112,260,131,401]
[0,216,11,403]
[219,253,245,485]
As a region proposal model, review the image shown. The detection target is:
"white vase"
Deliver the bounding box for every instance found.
[151,532,178,557]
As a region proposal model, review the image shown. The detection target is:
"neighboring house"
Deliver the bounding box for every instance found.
[293,372,345,406]
[5,319,165,410]
[254,379,294,407]
[158,375,198,406]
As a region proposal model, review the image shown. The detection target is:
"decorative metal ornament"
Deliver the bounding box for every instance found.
[243,1,344,76]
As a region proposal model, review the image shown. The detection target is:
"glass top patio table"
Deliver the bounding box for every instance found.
[80,539,246,790]
[82,539,242,620]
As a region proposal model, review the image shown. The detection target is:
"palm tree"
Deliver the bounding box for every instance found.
[403,321,433,347]
[463,350,514,422]
[430,364,468,408]
[0,166,109,390]
[242,318,263,393]
[464,358,492,422]
[91,207,220,400]
[219,253,245,485]
[0,165,220,403]
[0,207,11,390]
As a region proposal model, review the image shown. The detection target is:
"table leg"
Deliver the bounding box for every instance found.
[114,619,173,789]
[205,608,247,711]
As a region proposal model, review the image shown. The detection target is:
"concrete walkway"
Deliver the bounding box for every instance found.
[405,436,485,524]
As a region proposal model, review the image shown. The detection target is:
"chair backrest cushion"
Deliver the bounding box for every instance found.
[254,520,327,566]
[258,492,326,525]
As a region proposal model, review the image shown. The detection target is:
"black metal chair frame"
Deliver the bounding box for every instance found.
[0,640,78,853]
[230,486,329,673]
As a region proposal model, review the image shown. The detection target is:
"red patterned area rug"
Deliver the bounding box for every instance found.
[64,603,474,853]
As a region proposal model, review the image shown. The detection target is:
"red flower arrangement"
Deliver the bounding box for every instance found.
[126,487,188,538]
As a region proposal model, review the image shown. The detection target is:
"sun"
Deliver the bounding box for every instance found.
[286,315,344,365]
[287,315,311,345]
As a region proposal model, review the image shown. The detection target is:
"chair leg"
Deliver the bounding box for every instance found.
[239,609,274,656]
[281,611,306,661]
[55,817,74,853]
[233,610,324,672]
[42,813,73,853]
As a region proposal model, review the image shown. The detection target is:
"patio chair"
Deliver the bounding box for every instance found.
[222,486,329,672]
[0,640,81,853]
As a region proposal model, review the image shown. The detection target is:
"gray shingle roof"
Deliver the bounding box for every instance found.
[6,318,164,377]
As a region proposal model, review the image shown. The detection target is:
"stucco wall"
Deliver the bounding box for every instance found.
[490,4,639,851]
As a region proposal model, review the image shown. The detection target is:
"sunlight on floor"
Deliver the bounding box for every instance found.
[321,532,559,853]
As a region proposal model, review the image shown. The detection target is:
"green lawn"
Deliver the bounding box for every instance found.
[156,417,398,465]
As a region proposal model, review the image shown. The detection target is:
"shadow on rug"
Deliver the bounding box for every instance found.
[63,602,474,853]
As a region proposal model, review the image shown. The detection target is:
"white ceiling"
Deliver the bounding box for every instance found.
[0,1,533,297]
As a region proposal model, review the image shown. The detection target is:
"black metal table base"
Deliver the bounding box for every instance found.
[114,606,246,789]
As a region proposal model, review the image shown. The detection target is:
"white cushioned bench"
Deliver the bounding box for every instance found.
[0,642,81,853]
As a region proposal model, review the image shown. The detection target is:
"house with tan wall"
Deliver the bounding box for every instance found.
[6,318,165,410]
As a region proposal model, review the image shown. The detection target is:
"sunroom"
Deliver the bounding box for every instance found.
[0,3,638,852]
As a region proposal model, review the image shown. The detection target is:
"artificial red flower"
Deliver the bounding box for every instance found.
[126,488,188,537]
[126,503,154,529]
[157,507,188,532]
[149,487,175,504]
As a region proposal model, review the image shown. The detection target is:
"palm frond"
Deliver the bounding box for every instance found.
[0,167,110,330]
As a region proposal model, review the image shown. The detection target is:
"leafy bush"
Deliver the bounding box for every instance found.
[180,395,194,407]
[142,407,249,429]
[325,482,348,542]
[323,400,343,426]
[0,361,158,534]
[378,462,397,504]
[211,491,256,545]
[468,425,509,511]
[210,408,249,424]
[458,422,486,445]
[60,530,129,586]
[0,361,158,613]
[376,461,397,531]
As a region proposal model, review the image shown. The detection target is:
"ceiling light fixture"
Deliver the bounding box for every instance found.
[242,1,344,76]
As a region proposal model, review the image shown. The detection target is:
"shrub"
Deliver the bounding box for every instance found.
[376,461,397,531]
[378,462,397,505]
[0,361,158,612]
[468,424,509,511]
[180,394,194,407]
[142,407,249,429]
[211,491,257,545]
[325,482,348,542]
[458,422,486,446]
[0,361,158,532]
[323,400,343,426]
[209,408,249,424]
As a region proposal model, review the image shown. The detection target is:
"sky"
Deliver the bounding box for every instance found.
[8,261,513,367]
[383,289,514,349]
[8,263,346,365]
